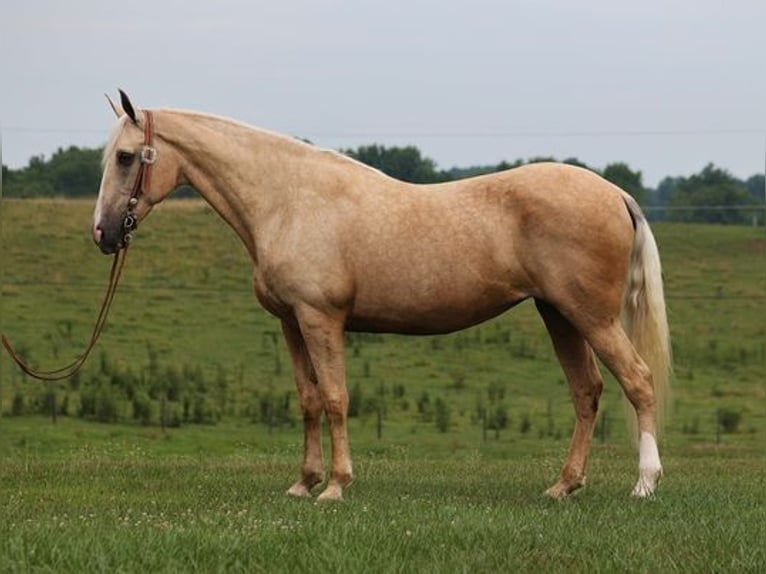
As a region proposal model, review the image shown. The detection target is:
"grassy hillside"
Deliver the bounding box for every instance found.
[0,198,764,446]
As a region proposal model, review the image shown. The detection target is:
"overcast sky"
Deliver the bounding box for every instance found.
[1,0,764,187]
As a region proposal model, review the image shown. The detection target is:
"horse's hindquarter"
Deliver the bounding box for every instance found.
[500,164,636,318]
[345,163,635,334]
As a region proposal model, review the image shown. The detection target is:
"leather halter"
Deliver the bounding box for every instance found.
[122,110,157,246]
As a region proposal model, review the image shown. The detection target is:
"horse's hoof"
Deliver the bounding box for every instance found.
[286,481,314,498]
[631,467,662,498]
[544,477,585,499]
[316,483,345,502]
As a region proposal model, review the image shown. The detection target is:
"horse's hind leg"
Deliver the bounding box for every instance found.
[282,319,325,497]
[536,300,604,499]
[583,322,662,497]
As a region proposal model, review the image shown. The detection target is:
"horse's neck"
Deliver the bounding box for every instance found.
[159,110,328,257]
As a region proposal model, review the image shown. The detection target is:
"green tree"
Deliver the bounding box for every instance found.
[744,174,764,203]
[47,146,103,196]
[668,164,753,224]
[655,176,682,205]
[603,162,647,203]
[1,164,11,188]
[444,159,522,180]
[561,157,591,169]
[4,147,102,198]
[344,144,446,183]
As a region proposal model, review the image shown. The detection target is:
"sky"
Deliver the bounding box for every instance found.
[1,0,765,187]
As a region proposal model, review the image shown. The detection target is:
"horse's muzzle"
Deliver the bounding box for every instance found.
[92,223,122,255]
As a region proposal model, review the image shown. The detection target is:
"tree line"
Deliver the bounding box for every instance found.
[2,143,764,224]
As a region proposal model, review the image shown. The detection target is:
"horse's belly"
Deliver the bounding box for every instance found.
[346,288,527,335]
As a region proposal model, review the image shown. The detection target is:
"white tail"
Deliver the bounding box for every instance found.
[620,195,672,436]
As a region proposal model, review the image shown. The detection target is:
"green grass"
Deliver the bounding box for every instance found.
[0,199,764,571]
[1,199,763,441]
[0,417,764,573]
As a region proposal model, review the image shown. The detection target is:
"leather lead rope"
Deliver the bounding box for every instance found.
[2,247,128,381]
[1,110,154,381]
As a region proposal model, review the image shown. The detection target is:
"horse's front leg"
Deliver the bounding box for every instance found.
[295,306,353,502]
[281,319,325,497]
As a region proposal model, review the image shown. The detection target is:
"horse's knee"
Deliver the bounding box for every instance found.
[297,386,323,417]
[323,396,348,427]
[318,382,348,416]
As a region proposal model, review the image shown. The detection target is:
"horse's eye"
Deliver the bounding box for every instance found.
[116,151,135,167]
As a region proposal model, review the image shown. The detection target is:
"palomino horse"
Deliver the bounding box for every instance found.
[94,91,670,501]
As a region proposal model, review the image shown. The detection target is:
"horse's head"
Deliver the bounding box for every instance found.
[93,91,181,254]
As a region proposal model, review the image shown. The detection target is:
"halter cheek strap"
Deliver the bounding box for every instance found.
[123,110,156,245]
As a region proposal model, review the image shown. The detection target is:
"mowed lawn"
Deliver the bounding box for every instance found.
[0,417,764,573]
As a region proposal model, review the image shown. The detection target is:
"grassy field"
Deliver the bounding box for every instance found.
[0,198,764,572]
[0,417,764,573]
[0,199,763,439]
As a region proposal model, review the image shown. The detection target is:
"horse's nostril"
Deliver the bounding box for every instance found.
[93,225,103,246]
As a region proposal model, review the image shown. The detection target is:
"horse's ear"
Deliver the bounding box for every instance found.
[119,89,137,124]
[105,93,123,118]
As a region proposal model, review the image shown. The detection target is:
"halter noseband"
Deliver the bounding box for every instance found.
[122,110,157,246]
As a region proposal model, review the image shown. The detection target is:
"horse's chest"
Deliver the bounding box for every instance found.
[251,254,353,319]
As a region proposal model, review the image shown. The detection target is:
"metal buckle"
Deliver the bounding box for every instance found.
[123,214,137,231]
[140,146,158,165]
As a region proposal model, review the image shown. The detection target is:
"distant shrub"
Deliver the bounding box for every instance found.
[165,402,183,428]
[132,392,154,426]
[11,392,26,416]
[682,417,700,435]
[35,390,57,417]
[95,390,120,423]
[488,404,509,432]
[434,398,450,433]
[519,414,532,435]
[79,384,121,423]
[348,382,363,417]
[251,390,290,429]
[417,392,432,422]
[717,408,742,434]
[192,395,220,426]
